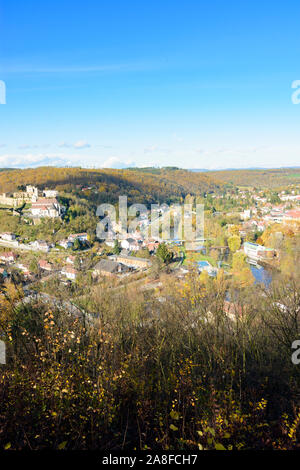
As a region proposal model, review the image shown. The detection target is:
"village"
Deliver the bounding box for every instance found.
[0,183,299,298]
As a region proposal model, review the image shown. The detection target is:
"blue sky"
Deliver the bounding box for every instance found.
[0,0,300,169]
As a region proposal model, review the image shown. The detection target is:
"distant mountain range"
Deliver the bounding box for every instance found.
[189,166,300,172]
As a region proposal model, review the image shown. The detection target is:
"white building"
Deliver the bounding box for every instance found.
[68,233,88,243]
[58,239,73,249]
[26,185,39,197]
[43,189,58,198]
[121,238,140,251]
[240,209,252,221]
[16,263,30,275]
[30,240,51,252]
[280,194,300,202]
[244,242,275,261]
[105,239,115,248]
[39,260,53,271]
[0,232,16,241]
[61,266,78,280]
[31,198,63,218]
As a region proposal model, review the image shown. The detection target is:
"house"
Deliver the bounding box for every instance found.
[283,210,300,222]
[105,238,116,248]
[143,239,159,253]
[93,259,124,277]
[240,209,252,220]
[30,240,51,252]
[31,198,62,218]
[280,194,300,202]
[113,255,151,270]
[58,239,73,249]
[43,189,58,198]
[16,263,30,276]
[61,266,78,280]
[0,232,16,241]
[0,251,17,264]
[38,259,53,272]
[68,233,88,243]
[121,238,140,251]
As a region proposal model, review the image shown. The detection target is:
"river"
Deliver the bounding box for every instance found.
[250,264,272,288]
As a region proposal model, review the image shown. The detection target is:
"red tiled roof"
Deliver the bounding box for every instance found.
[285,210,300,219]
[39,260,52,269]
[32,198,57,205]
[62,266,78,274]
[1,251,16,258]
[69,233,87,237]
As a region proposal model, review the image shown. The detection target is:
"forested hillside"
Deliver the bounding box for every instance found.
[0,167,222,205]
[205,168,300,189]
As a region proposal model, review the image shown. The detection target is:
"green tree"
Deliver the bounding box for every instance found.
[228,235,241,253]
[73,238,81,251]
[270,192,281,204]
[29,258,39,275]
[112,240,121,255]
[74,255,82,271]
[156,243,173,264]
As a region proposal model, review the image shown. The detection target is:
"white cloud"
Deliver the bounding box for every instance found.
[189,145,300,170]
[58,141,91,149]
[73,140,91,149]
[58,142,71,148]
[0,153,134,170]
[101,157,136,169]
[0,153,80,168]
[1,144,299,171]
